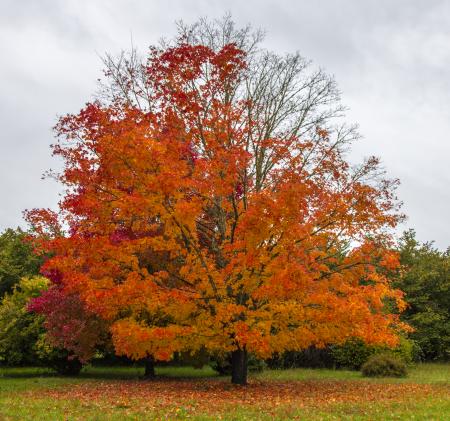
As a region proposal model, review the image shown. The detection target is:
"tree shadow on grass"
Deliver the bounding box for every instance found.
[0,365,222,381]
[0,367,57,379]
[0,366,143,380]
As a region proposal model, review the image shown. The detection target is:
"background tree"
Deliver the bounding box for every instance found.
[27,280,108,365]
[0,276,47,365]
[394,230,450,361]
[0,275,101,374]
[0,228,43,298]
[27,17,408,385]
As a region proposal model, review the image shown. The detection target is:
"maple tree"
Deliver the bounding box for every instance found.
[26,20,409,384]
[27,280,107,364]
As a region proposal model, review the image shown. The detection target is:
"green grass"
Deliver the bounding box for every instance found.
[0,364,448,420]
[256,362,450,384]
[0,365,218,391]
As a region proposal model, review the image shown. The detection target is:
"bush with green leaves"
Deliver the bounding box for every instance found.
[0,276,48,365]
[330,338,377,370]
[361,353,407,377]
[35,336,82,375]
[330,337,418,370]
[391,336,422,365]
[0,276,83,375]
[177,347,210,369]
[0,228,43,298]
[210,352,266,375]
[266,347,335,369]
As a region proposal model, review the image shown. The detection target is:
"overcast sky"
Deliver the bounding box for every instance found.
[1,0,449,249]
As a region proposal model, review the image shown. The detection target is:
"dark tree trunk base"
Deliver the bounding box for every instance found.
[54,357,83,376]
[231,348,248,385]
[143,356,155,379]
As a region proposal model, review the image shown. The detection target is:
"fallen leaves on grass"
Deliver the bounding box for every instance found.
[24,379,449,417]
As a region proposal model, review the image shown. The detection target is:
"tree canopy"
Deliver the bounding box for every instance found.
[26,17,408,384]
[0,276,48,365]
[395,230,450,361]
[0,228,43,298]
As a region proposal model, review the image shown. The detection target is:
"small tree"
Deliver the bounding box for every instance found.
[27,18,408,384]
[0,276,48,365]
[0,276,98,374]
[27,273,108,364]
[0,228,43,298]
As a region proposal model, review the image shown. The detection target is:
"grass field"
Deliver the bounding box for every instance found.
[0,363,449,420]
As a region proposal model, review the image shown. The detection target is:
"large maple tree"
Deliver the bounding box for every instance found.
[27,25,408,384]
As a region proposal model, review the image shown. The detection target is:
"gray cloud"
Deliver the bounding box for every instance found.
[1,0,449,248]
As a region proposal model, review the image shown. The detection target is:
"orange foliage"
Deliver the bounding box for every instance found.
[26,42,409,363]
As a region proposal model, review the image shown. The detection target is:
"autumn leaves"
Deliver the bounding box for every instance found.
[26,39,408,384]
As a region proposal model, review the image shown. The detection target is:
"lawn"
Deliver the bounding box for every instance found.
[0,364,448,420]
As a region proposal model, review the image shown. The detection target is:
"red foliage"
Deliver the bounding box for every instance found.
[28,286,106,362]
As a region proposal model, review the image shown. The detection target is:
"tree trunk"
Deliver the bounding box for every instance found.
[231,348,248,385]
[143,356,155,379]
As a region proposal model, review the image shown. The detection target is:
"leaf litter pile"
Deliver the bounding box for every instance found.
[26,378,449,417]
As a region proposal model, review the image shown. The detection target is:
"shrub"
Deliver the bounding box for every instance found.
[330,338,378,370]
[28,284,107,363]
[391,337,422,365]
[330,337,419,370]
[177,347,210,369]
[0,276,84,375]
[210,352,265,375]
[361,353,407,378]
[247,354,266,372]
[53,357,83,376]
[0,228,43,298]
[266,347,335,369]
[0,277,48,365]
[35,334,82,375]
